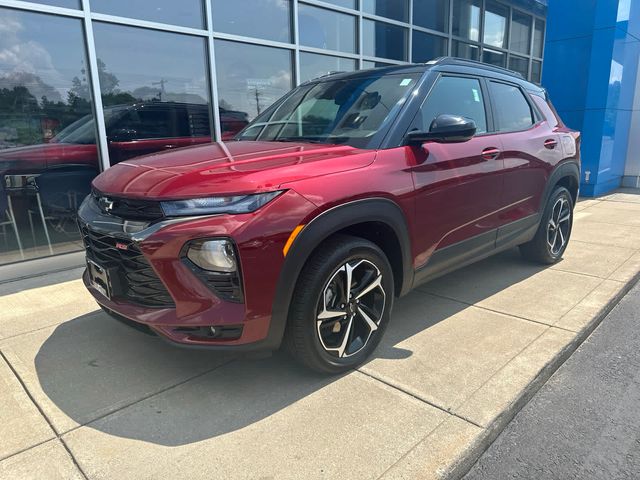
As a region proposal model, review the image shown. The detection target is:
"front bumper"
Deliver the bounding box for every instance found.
[78,189,317,350]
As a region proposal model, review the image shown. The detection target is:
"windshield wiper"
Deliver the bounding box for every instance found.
[273,136,326,144]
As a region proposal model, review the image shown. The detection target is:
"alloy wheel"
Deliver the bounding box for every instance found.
[316,259,386,358]
[547,196,571,256]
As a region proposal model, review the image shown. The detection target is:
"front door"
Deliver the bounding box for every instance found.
[408,74,505,278]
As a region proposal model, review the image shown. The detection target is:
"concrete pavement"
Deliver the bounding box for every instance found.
[464,281,640,479]
[1,190,639,480]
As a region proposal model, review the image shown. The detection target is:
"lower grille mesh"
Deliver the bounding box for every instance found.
[81,226,174,308]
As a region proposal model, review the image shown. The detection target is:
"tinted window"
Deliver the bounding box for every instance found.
[363,0,409,22]
[483,0,509,49]
[363,20,408,61]
[412,31,447,63]
[483,48,506,67]
[418,76,487,134]
[0,8,98,265]
[92,23,212,164]
[212,0,291,43]
[490,82,534,132]
[533,20,545,58]
[452,40,479,61]
[110,107,174,139]
[531,60,542,84]
[91,0,205,28]
[510,11,532,55]
[508,55,529,79]
[413,0,449,33]
[322,0,356,8]
[31,0,78,7]
[453,0,480,41]
[299,4,356,53]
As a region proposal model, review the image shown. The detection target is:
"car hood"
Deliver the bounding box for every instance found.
[92,141,375,199]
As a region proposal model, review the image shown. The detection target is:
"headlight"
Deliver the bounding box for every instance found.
[161,191,282,216]
[187,239,237,272]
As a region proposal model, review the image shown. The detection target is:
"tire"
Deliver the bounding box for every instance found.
[520,186,574,264]
[284,234,394,374]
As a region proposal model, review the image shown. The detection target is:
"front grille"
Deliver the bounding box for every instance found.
[92,190,164,221]
[81,226,175,308]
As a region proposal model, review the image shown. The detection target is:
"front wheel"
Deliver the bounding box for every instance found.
[284,235,394,374]
[520,186,574,264]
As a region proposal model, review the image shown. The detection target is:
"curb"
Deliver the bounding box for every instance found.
[445,269,640,480]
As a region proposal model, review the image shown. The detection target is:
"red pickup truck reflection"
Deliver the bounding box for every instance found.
[0,102,248,174]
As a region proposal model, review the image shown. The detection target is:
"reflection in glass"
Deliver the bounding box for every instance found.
[363,20,408,61]
[483,48,506,67]
[29,0,79,8]
[300,53,356,83]
[299,4,357,53]
[531,60,542,84]
[238,73,420,148]
[511,11,532,55]
[452,40,479,60]
[508,55,529,79]
[92,23,217,163]
[419,76,487,133]
[322,0,356,8]
[212,0,291,43]
[483,1,509,49]
[452,0,480,41]
[0,9,98,264]
[412,31,447,63]
[215,40,292,122]
[533,20,545,58]
[90,0,204,28]
[362,0,409,22]
[413,0,449,33]
[363,61,393,69]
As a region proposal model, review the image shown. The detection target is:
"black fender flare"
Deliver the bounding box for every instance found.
[266,197,414,349]
[540,161,580,211]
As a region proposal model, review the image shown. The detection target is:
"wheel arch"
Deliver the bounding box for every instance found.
[267,198,414,349]
[542,161,580,210]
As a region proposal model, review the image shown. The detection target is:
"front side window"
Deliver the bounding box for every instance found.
[417,76,487,134]
[489,82,534,132]
[238,74,420,148]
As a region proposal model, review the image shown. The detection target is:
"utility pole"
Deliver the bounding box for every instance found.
[152,78,168,101]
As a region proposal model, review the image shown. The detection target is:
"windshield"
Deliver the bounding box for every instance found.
[237,73,420,148]
[52,106,129,144]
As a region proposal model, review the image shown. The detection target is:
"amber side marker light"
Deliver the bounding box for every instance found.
[283,225,305,256]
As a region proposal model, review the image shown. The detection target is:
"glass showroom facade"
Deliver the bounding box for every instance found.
[0,0,546,266]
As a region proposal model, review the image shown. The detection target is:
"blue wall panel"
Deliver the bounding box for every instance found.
[543,0,640,196]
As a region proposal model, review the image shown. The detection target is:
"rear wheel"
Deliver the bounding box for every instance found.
[520,186,574,264]
[284,235,394,374]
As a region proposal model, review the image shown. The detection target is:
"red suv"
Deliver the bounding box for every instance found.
[79,58,580,373]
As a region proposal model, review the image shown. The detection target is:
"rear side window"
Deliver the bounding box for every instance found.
[418,76,488,134]
[489,81,534,132]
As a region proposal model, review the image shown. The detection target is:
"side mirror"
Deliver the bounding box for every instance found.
[109,128,137,142]
[405,114,477,145]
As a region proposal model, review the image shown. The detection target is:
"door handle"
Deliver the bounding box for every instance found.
[544,139,558,149]
[481,147,501,160]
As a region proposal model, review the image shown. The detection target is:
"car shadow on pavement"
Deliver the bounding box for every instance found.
[34,248,549,446]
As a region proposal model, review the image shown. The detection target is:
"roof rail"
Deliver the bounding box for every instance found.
[429,56,525,80]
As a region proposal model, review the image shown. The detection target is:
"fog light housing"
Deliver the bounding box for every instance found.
[187,239,237,272]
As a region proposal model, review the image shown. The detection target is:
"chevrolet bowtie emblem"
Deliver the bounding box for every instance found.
[98,196,115,213]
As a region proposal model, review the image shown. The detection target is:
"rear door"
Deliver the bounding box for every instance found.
[488,81,562,237]
[409,74,505,276]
